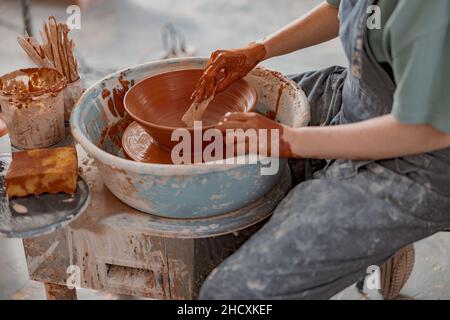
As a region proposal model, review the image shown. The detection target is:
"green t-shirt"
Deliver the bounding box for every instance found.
[326,0,450,134]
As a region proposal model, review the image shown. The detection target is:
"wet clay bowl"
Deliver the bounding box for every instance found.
[71,58,310,218]
[124,69,258,150]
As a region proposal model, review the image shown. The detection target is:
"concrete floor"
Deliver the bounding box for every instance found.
[0,0,449,300]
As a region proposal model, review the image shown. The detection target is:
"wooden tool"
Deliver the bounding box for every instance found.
[181,95,215,127]
[17,16,80,82]
[17,36,52,68]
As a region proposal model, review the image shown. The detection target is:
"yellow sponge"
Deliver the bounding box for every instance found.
[6,147,78,199]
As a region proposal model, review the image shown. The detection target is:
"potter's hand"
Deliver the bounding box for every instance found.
[216,112,297,159]
[191,42,267,102]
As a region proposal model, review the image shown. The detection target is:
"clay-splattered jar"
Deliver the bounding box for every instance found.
[0,114,12,180]
[0,68,67,149]
[0,114,11,158]
[0,115,7,139]
[64,78,83,122]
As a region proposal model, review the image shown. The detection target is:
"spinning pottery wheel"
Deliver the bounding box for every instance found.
[23,58,310,299]
[71,58,309,218]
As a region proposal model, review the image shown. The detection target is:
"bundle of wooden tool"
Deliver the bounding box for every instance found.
[17,16,82,121]
[17,17,80,83]
[17,16,80,83]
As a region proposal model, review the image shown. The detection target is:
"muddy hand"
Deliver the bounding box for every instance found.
[216,112,297,159]
[192,42,267,102]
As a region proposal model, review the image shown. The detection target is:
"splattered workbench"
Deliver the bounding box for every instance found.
[22,146,291,299]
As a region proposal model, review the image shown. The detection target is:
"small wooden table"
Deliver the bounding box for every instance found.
[23,147,290,300]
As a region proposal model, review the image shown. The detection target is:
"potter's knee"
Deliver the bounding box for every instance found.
[199,266,260,300]
[199,274,225,300]
[199,269,233,300]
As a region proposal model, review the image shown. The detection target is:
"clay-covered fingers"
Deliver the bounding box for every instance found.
[192,53,224,101]
[217,112,287,136]
[216,72,237,93]
[191,76,204,100]
[191,77,207,102]
[216,112,257,132]
[222,130,271,157]
[216,112,285,158]
[217,121,252,132]
[193,45,257,102]
[192,77,206,101]
[205,50,227,70]
[204,77,217,99]
[224,112,258,122]
[204,54,228,77]
[224,139,252,157]
[192,75,217,102]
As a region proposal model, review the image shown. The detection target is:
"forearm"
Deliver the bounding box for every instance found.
[288,115,450,160]
[262,2,340,60]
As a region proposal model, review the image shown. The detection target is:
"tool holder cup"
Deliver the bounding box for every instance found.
[64,78,83,122]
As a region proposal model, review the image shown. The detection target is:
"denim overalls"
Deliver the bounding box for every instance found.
[200,0,450,299]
